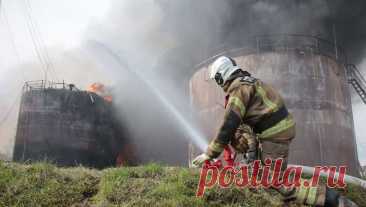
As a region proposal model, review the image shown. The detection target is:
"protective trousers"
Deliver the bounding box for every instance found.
[260,139,328,206]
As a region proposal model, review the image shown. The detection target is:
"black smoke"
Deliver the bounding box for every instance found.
[155,0,366,80]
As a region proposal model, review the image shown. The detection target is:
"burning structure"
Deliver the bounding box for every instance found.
[12,81,131,168]
[190,35,362,176]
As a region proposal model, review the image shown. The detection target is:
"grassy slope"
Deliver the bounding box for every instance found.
[0,161,365,207]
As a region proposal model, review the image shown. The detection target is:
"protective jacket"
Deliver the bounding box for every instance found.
[207,75,295,158]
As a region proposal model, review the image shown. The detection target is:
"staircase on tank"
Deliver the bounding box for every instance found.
[347,64,366,104]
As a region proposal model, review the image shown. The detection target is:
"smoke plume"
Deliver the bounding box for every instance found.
[80,0,366,165]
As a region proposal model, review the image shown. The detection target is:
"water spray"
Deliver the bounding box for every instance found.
[87,41,208,151]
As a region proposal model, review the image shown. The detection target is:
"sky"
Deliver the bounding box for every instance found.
[0,0,365,166]
[352,59,366,166]
[0,0,112,155]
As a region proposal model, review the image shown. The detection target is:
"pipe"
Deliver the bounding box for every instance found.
[289,165,366,189]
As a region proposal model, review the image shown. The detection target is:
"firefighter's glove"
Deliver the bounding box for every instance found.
[246,150,257,164]
[192,153,211,167]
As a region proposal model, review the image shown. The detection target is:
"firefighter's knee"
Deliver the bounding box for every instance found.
[231,124,256,153]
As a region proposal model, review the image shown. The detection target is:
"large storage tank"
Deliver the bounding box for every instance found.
[190,35,360,176]
[13,81,129,168]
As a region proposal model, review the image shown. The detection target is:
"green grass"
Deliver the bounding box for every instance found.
[0,161,99,207]
[0,161,365,207]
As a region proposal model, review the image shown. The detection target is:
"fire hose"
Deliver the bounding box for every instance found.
[288,164,366,190]
[203,147,366,190]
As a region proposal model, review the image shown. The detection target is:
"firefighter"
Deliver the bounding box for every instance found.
[192,56,357,207]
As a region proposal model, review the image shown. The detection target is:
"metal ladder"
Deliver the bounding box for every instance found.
[347,64,366,104]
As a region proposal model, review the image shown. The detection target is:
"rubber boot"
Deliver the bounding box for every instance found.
[324,188,339,207]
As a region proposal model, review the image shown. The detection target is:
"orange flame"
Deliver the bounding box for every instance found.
[87,82,112,102]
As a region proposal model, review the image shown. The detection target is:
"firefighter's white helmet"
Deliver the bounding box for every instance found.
[209,56,241,86]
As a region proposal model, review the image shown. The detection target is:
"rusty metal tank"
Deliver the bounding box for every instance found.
[12,81,128,168]
[190,35,360,176]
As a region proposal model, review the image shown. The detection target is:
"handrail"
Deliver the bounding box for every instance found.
[23,80,71,92]
[194,34,347,69]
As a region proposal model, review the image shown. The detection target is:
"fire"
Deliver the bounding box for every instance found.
[87,82,113,102]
